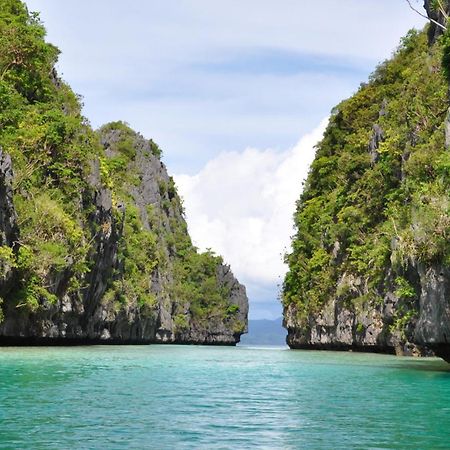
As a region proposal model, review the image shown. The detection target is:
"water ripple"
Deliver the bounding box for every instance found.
[0,346,449,449]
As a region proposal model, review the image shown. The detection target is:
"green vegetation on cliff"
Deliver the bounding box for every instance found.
[0,0,247,342]
[98,122,240,328]
[283,28,450,340]
[0,0,97,308]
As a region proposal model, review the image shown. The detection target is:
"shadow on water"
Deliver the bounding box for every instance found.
[238,345,450,374]
[389,358,450,374]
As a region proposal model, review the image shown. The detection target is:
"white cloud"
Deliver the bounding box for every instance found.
[175,119,328,309]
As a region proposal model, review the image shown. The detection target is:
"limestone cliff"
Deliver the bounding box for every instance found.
[283,6,450,360]
[0,0,248,345]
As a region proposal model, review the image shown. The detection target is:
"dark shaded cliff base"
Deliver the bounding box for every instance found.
[288,342,396,356]
[286,325,450,360]
[429,344,450,363]
[0,336,151,346]
[0,336,240,346]
[287,342,450,363]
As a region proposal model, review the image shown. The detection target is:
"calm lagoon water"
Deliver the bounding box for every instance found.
[1,345,450,449]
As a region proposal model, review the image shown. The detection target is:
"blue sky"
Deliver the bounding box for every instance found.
[25,0,425,319]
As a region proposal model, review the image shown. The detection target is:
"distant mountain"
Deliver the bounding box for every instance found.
[239,317,287,346]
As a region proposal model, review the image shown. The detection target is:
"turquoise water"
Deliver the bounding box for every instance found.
[1,346,450,449]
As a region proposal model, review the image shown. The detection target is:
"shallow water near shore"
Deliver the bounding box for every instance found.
[1,345,449,449]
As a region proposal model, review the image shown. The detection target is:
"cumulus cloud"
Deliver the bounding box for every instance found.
[175,119,328,315]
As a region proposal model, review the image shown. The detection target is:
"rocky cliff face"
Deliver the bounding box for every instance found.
[0,149,19,300]
[0,0,247,345]
[283,15,450,360]
[424,0,450,44]
[0,124,248,345]
[284,263,450,360]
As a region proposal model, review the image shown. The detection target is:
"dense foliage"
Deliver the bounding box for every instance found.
[0,0,98,309]
[98,123,241,330]
[283,29,450,335]
[0,0,243,334]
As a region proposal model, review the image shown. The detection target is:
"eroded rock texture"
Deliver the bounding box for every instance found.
[283,4,450,361]
[0,131,248,345]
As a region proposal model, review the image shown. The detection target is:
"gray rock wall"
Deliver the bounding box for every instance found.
[0,131,248,345]
[284,262,450,360]
[424,0,450,44]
